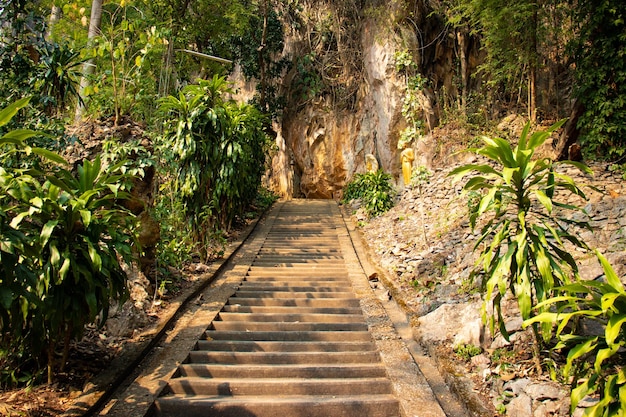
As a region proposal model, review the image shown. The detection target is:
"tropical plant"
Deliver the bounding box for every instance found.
[36,42,85,115]
[342,170,395,217]
[526,252,626,416]
[450,121,593,360]
[0,99,138,385]
[159,75,270,261]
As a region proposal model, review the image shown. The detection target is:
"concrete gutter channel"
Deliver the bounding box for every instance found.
[65,202,470,417]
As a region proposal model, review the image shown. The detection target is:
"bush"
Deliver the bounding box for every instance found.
[0,99,138,385]
[453,119,626,415]
[342,170,395,217]
[450,120,592,347]
[158,76,271,261]
[526,252,626,416]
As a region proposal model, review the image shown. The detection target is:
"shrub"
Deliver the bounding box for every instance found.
[158,76,271,261]
[526,252,626,416]
[450,121,592,352]
[454,343,483,361]
[0,99,138,385]
[342,170,395,217]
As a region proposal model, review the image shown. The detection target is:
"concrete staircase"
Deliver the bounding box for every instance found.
[152,201,402,417]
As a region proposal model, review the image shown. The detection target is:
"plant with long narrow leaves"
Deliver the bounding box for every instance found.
[449,120,593,356]
[342,170,395,217]
[159,76,270,261]
[525,251,626,416]
[0,99,138,385]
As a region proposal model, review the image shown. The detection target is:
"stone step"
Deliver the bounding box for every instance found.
[239,280,352,288]
[259,242,341,249]
[153,395,401,417]
[176,363,388,379]
[257,248,341,255]
[204,330,371,342]
[261,239,340,244]
[246,267,349,282]
[194,340,376,352]
[186,350,381,365]
[250,262,347,268]
[232,291,355,299]
[254,250,343,256]
[203,330,372,342]
[209,321,368,332]
[165,377,393,396]
[216,312,365,323]
[236,284,354,293]
[246,267,349,277]
[221,305,362,314]
[225,298,361,308]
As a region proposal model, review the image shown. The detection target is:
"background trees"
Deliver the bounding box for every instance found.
[431,0,626,160]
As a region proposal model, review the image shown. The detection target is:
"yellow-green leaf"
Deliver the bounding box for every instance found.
[87,240,102,271]
[59,258,70,281]
[534,190,553,213]
[80,210,92,228]
[50,244,60,267]
[594,345,619,373]
[0,97,30,127]
[596,250,625,293]
[606,314,626,346]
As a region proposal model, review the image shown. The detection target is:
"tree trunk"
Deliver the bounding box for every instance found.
[554,99,584,161]
[47,5,62,39]
[258,0,269,113]
[456,29,468,114]
[529,2,538,122]
[75,0,103,120]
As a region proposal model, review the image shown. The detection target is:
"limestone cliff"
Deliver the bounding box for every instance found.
[243,0,463,198]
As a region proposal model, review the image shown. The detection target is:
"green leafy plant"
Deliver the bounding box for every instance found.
[342,170,395,217]
[292,53,323,104]
[608,163,626,181]
[394,49,417,73]
[525,252,626,416]
[454,343,483,360]
[82,4,167,122]
[450,120,593,360]
[491,347,517,370]
[395,49,428,149]
[36,42,85,115]
[158,75,270,261]
[571,1,626,161]
[0,99,138,385]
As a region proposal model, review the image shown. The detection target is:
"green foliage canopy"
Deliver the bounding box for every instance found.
[571,0,626,160]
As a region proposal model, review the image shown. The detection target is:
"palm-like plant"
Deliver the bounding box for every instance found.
[1,99,138,385]
[450,121,592,353]
[526,252,626,416]
[159,76,270,260]
[36,43,85,114]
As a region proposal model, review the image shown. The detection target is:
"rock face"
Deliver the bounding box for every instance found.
[230,1,462,199]
[273,23,406,198]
